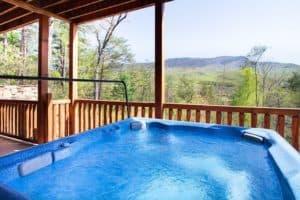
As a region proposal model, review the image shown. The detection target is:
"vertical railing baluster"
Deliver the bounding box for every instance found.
[169,108,173,120]
[251,112,257,128]
[186,109,191,121]
[292,115,299,150]
[216,111,222,124]
[239,112,245,127]
[205,110,210,123]
[264,113,271,129]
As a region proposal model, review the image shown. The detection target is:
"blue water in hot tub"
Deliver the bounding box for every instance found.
[5,121,287,200]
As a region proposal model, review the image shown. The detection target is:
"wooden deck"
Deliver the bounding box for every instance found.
[0,135,33,156]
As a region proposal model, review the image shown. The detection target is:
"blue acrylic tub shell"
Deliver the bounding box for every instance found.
[0,118,299,199]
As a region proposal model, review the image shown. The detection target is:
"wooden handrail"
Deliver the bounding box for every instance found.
[164,103,300,116]
[75,99,155,107]
[52,99,71,104]
[0,99,37,104]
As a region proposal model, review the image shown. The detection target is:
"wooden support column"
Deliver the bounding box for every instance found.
[69,22,78,134]
[37,15,49,143]
[154,1,165,118]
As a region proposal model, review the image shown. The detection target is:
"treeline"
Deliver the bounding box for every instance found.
[0,19,299,108]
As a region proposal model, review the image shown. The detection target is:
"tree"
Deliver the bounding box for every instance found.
[176,75,195,103]
[111,72,135,101]
[50,20,69,78]
[111,66,154,102]
[246,46,267,106]
[49,19,69,99]
[288,72,300,107]
[232,67,256,106]
[0,25,38,86]
[86,14,130,100]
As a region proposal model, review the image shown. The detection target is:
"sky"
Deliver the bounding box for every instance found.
[103,0,300,64]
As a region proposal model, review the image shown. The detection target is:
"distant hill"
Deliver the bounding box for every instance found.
[165,56,300,70]
[137,56,300,71]
[165,56,248,68]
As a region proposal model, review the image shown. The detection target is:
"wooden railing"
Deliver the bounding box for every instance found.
[74,100,155,133]
[163,103,300,150]
[72,100,299,150]
[48,99,71,141]
[0,100,37,142]
[0,98,299,150]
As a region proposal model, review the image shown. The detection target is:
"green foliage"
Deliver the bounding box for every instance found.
[200,84,216,104]
[232,67,256,106]
[7,31,20,46]
[48,19,70,99]
[110,66,154,102]
[176,75,195,103]
[288,72,300,91]
[0,25,38,86]
[288,72,300,107]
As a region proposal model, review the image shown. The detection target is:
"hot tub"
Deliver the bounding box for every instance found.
[0,118,299,200]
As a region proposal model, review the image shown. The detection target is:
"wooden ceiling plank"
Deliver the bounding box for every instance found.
[0,6,17,16]
[73,0,171,24]
[0,8,30,25]
[31,0,69,9]
[47,0,102,14]
[0,13,39,34]
[0,2,16,15]
[1,0,69,22]
[65,0,135,19]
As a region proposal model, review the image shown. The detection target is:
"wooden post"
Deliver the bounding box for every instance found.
[69,22,78,134]
[154,1,165,119]
[37,15,49,143]
[46,93,53,141]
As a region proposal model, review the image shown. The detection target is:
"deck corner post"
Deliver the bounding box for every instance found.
[37,15,49,144]
[154,1,165,119]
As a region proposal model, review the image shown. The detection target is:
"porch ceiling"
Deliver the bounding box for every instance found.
[0,0,171,33]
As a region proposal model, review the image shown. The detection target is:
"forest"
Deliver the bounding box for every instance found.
[0,18,299,108]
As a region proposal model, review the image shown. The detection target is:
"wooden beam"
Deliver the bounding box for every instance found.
[37,15,49,143]
[0,13,38,34]
[65,0,134,20]
[69,22,78,135]
[73,0,167,24]
[154,1,165,119]
[2,0,69,22]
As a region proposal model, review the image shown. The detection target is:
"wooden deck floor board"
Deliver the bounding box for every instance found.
[0,135,33,156]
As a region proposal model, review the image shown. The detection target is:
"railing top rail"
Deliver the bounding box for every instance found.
[75,99,155,107]
[0,99,38,104]
[164,103,300,116]
[52,99,71,104]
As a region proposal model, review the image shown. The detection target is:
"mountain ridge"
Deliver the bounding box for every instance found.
[139,56,300,70]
